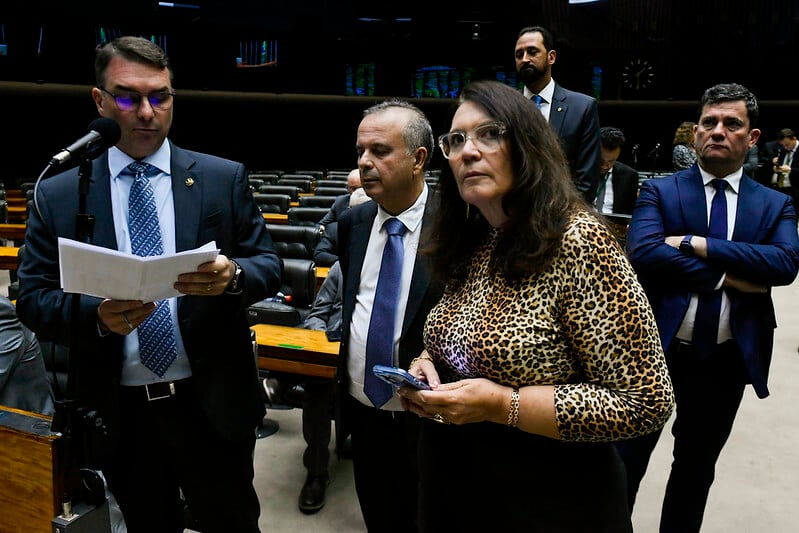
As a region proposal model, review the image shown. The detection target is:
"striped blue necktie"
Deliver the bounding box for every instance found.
[127,161,177,377]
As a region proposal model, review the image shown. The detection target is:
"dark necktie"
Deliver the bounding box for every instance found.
[692,179,728,354]
[596,171,610,213]
[127,161,178,377]
[532,94,544,110]
[363,217,407,408]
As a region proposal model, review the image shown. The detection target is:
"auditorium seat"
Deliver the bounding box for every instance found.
[265,224,321,260]
[287,206,328,227]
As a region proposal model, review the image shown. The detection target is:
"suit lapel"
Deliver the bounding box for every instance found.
[548,85,567,135]
[85,155,117,249]
[677,168,709,234]
[169,144,202,253]
[732,177,759,242]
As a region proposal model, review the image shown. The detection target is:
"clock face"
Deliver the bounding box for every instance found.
[621,58,655,91]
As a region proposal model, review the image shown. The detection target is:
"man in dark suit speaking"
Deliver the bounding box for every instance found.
[515,25,601,203]
[17,36,281,532]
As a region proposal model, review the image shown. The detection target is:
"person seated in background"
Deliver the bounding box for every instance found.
[595,126,639,216]
[262,261,343,515]
[313,186,371,267]
[672,120,698,170]
[318,168,361,232]
[0,295,54,415]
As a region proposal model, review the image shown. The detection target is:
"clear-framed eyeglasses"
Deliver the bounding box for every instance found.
[99,87,176,111]
[438,122,507,159]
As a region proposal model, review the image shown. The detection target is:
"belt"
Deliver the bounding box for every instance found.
[123,378,192,402]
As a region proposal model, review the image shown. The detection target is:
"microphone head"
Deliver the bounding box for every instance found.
[88,117,122,147]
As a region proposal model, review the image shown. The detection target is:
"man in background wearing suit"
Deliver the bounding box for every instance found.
[17,36,281,533]
[770,128,799,208]
[618,83,799,532]
[335,99,441,531]
[596,126,639,216]
[514,25,601,203]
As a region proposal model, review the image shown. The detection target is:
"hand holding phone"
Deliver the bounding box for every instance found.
[372,365,431,390]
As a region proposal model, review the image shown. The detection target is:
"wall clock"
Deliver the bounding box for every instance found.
[621,58,655,91]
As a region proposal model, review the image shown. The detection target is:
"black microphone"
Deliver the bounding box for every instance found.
[49,118,121,166]
[647,142,661,158]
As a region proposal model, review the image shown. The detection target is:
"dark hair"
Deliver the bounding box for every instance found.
[95,36,173,88]
[516,25,555,51]
[426,80,586,285]
[777,128,796,140]
[600,127,625,151]
[699,83,758,129]
[362,98,435,170]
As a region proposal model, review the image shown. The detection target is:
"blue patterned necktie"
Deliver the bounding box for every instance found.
[364,217,407,408]
[127,161,177,377]
[532,94,544,110]
[693,179,728,354]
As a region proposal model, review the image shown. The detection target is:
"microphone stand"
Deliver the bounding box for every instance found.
[49,155,111,530]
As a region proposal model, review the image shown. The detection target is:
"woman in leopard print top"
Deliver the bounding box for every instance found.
[398,80,674,532]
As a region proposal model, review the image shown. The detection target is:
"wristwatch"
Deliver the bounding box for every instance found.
[226,260,243,293]
[679,235,694,255]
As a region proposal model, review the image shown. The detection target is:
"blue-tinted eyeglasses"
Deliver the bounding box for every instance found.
[99,87,176,111]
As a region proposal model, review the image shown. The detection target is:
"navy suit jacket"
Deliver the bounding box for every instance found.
[627,166,799,398]
[333,190,442,452]
[17,143,282,445]
[549,83,602,203]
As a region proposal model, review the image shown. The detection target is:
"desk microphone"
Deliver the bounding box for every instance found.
[49,118,121,166]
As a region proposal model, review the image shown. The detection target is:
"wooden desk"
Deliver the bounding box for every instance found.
[315,266,329,292]
[263,213,288,225]
[0,246,19,270]
[0,223,26,241]
[0,405,61,532]
[7,205,27,223]
[252,323,339,379]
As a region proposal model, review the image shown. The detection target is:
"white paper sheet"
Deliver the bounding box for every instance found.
[58,238,219,302]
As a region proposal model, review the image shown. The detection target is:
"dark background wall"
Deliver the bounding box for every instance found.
[1,0,798,184]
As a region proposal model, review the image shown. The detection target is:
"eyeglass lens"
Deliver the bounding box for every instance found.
[440,124,504,158]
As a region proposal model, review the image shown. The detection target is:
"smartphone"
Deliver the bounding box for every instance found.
[372,365,431,390]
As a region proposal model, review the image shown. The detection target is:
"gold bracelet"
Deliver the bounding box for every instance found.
[507,387,520,428]
[409,354,433,368]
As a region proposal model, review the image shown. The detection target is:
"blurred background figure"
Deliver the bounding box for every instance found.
[672,121,697,170]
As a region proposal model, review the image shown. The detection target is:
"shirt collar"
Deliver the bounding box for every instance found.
[109,141,172,180]
[698,165,742,194]
[375,182,428,234]
[523,78,555,104]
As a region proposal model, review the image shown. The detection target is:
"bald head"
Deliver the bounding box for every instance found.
[346,169,361,193]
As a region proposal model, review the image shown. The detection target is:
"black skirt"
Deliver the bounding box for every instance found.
[417,419,632,533]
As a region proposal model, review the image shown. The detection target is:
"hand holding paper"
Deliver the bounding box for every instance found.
[58,238,219,302]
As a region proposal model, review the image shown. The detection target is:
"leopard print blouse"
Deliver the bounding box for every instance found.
[423,210,674,442]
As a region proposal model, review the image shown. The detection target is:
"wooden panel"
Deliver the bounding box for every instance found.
[0,406,61,533]
[263,213,288,225]
[0,224,27,242]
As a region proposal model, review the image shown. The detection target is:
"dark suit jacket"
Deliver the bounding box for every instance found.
[318,194,350,228]
[333,190,442,453]
[0,296,54,415]
[17,143,282,446]
[604,161,639,215]
[626,166,799,398]
[313,221,338,266]
[549,83,601,203]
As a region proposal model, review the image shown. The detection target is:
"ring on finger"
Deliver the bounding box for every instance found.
[121,312,134,331]
[432,412,450,425]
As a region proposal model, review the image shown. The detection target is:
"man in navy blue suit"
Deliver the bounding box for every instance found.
[514,25,601,203]
[618,83,799,532]
[17,36,281,532]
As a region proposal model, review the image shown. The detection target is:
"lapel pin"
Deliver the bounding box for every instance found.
[185,176,195,187]
[557,106,563,112]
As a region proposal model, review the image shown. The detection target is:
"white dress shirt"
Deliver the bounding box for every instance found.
[107,142,192,385]
[347,184,428,410]
[675,168,742,346]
